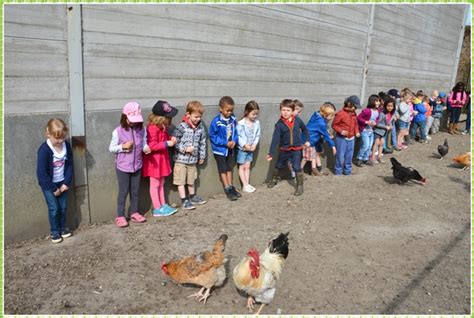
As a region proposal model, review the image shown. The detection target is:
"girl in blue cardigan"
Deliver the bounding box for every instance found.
[36,119,74,243]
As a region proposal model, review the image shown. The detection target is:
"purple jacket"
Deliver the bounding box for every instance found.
[114,126,145,173]
[357,108,379,133]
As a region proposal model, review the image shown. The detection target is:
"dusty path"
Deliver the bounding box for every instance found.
[4,132,471,314]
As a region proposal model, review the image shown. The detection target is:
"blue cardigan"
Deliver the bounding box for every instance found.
[305,112,335,148]
[36,140,74,192]
[209,114,238,156]
[269,116,309,155]
[413,102,427,123]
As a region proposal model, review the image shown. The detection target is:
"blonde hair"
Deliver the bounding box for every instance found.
[148,113,169,128]
[320,103,335,118]
[186,101,204,115]
[46,118,68,139]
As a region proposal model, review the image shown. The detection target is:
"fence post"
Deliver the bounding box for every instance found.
[360,4,375,105]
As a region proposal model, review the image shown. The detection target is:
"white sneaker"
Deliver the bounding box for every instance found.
[426,136,432,140]
[248,184,256,192]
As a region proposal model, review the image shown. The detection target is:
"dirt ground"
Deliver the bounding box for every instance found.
[4,132,471,315]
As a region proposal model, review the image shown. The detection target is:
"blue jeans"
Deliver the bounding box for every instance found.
[357,129,374,161]
[383,127,397,150]
[465,101,470,132]
[276,150,302,172]
[42,184,68,236]
[335,136,355,175]
[410,120,427,140]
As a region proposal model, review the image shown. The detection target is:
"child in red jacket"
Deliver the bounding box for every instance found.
[142,100,178,217]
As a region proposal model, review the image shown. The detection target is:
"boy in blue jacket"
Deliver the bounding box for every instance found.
[267,99,310,196]
[410,96,428,143]
[209,96,240,201]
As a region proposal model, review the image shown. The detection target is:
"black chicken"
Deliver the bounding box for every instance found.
[437,138,449,159]
[390,157,426,185]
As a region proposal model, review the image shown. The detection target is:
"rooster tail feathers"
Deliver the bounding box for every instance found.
[269,232,289,259]
[214,234,228,253]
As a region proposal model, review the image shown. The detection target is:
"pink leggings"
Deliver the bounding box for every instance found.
[149,177,165,209]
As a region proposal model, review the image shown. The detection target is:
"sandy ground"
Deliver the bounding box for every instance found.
[4,132,471,315]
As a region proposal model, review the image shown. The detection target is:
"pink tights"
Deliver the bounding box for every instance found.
[149,177,165,209]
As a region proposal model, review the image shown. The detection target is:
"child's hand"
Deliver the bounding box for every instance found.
[244,144,251,151]
[53,188,62,196]
[227,141,235,149]
[143,146,151,154]
[304,141,310,147]
[167,139,176,147]
[266,155,272,161]
[59,184,69,193]
[413,111,418,115]
[185,146,194,153]
[251,144,256,151]
[332,147,337,155]
[122,141,133,152]
[387,125,392,130]
[198,159,204,165]
[340,130,348,136]
[356,133,361,138]
[443,106,447,110]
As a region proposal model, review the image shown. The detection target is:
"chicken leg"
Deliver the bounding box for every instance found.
[188,287,211,304]
[247,296,255,311]
[255,303,266,315]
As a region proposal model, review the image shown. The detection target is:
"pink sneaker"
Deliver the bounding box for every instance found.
[130,212,146,223]
[115,216,128,228]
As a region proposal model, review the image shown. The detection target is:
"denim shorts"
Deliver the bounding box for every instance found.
[398,120,410,129]
[237,149,253,164]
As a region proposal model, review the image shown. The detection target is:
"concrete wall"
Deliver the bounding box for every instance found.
[5,4,468,243]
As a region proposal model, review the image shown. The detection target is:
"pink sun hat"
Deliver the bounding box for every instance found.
[122,101,144,123]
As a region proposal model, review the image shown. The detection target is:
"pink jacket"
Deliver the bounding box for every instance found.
[449,91,467,108]
[142,124,171,178]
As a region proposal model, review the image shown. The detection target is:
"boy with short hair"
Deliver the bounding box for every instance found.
[332,95,361,176]
[172,100,208,209]
[209,96,240,201]
[267,99,310,196]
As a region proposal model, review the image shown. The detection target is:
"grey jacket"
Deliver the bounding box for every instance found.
[172,120,207,164]
[374,112,389,136]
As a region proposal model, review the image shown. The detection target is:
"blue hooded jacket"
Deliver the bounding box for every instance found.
[209,114,238,156]
[305,112,335,148]
[413,99,427,123]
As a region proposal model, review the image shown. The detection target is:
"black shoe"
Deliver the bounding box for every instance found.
[230,185,242,197]
[354,159,363,167]
[225,188,238,201]
[382,148,393,154]
[61,228,72,238]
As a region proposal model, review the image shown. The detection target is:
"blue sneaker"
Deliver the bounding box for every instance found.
[153,206,165,217]
[153,204,177,217]
[51,233,63,243]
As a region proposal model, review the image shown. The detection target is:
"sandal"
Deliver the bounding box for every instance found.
[115,216,128,228]
[130,212,146,223]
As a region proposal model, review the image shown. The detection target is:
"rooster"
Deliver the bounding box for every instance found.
[453,152,471,171]
[390,157,426,185]
[232,232,289,315]
[437,138,449,159]
[161,234,228,304]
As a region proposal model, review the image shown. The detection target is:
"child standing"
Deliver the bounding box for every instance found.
[209,96,240,201]
[237,100,261,193]
[287,99,305,178]
[305,102,337,176]
[371,98,394,164]
[355,95,380,167]
[423,95,434,140]
[332,96,360,176]
[172,101,208,210]
[448,82,468,134]
[109,102,148,227]
[410,96,428,143]
[396,91,413,149]
[267,99,309,196]
[37,118,74,243]
[142,100,179,217]
[431,92,447,134]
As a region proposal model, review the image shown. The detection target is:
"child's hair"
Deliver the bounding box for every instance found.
[320,103,336,118]
[378,91,387,99]
[452,82,465,93]
[416,90,424,97]
[243,100,260,118]
[422,95,430,103]
[219,96,235,108]
[186,101,204,115]
[120,114,143,130]
[148,113,170,128]
[280,99,295,111]
[382,97,396,115]
[46,118,68,139]
[401,87,414,96]
[293,99,304,109]
[367,94,380,109]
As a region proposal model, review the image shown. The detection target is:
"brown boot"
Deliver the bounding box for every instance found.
[294,172,304,196]
[311,168,322,176]
[449,123,455,135]
[454,123,460,134]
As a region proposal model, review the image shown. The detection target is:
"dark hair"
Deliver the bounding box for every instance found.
[382,97,396,115]
[243,100,260,118]
[280,99,295,111]
[219,96,235,108]
[378,91,387,99]
[453,82,465,93]
[416,90,424,97]
[367,94,380,109]
[120,114,143,131]
[323,101,336,111]
[293,99,304,109]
